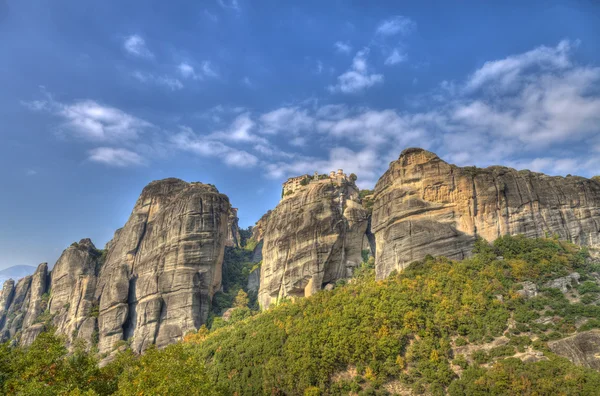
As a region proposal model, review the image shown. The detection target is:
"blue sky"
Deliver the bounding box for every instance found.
[1,0,600,270]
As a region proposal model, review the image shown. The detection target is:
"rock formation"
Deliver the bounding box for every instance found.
[94,178,231,355]
[0,262,49,344]
[549,330,600,370]
[250,210,270,263]
[48,239,102,348]
[258,171,369,309]
[372,148,600,279]
[226,208,241,248]
[0,178,232,355]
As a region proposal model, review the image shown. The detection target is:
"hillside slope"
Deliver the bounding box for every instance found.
[3,235,600,395]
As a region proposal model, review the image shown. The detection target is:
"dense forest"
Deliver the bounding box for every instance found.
[2,235,600,395]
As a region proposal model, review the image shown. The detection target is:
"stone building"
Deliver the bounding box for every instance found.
[281,169,352,199]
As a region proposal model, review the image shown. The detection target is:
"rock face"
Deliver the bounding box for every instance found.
[544,272,581,293]
[49,239,101,348]
[0,178,232,355]
[549,330,600,370]
[372,148,600,279]
[94,178,231,355]
[226,208,241,248]
[250,211,271,263]
[0,262,48,344]
[258,173,369,309]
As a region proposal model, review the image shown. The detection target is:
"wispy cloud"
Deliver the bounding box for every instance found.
[217,0,240,12]
[204,10,218,22]
[465,39,574,92]
[328,48,383,94]
[334,41,352,54]
[132,71,183,90]
[123,34,154,58]
[384,49,407,65]
[259,107,314,135]
[375,16,416,36]
[24,96,153,143]
[23,92,154,167]
[177,61,218,80]
[88,147,146,167]
[171,126,258,168]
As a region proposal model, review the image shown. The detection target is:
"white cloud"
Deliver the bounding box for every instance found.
[465,40,574,92]
[204,10,218,22]
[385,49,407,65]
[329,48,383,94]
[209,113,265,143]
[316,60,323,74]
[123,35,153,58]
[178,63,196,79]
[133,71,183,90]
[88,147,146,167]
[24,96,153,143]
[201,61,218,78]
[171,126,258,168]
[177,61,218,80]
[59,100,153,142]
[334,41,352,54]
[259,107,315,135]
[26,169,37,176]
[217,0,240,12]
[242,76,254,88]
[375,16,416,36]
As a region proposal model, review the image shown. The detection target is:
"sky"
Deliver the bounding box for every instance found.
[1,0,600,270]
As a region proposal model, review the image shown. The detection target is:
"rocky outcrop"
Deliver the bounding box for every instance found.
[49,239,102,348]
[250,211,271,263]
[226,208,241,248]
[6,276,33,338]
[94,178,231,355]
[20,263,49,345]
[0,280,15,330]
[544,273,581,293]
[0,178,233,354]
[549,330,600,370]
[372,148,600,279]
[258,175,369,309]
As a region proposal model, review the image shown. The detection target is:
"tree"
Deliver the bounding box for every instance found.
[234,289,249,308]
[349,173,358,183]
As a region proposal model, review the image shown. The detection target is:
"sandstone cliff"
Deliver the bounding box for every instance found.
[0,262,49,345]
[48,239,102,348]
[258,174,369,309]
[94,178,231,354]
[0,178,232,355]
[372,148,600,279]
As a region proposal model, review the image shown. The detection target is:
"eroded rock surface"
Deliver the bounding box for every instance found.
[372,148,600,279]
[49,239,102,348]
[258,173,369,309]
[95,178,231,354]
[549,330,600,370]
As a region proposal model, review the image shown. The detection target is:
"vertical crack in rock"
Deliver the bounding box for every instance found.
[122,276,137,341]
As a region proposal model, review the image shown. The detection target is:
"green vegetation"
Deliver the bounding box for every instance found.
[2,235,600,395]
[359,189,374,212]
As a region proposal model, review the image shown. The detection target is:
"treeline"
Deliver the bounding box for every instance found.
[1,235,600,395]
